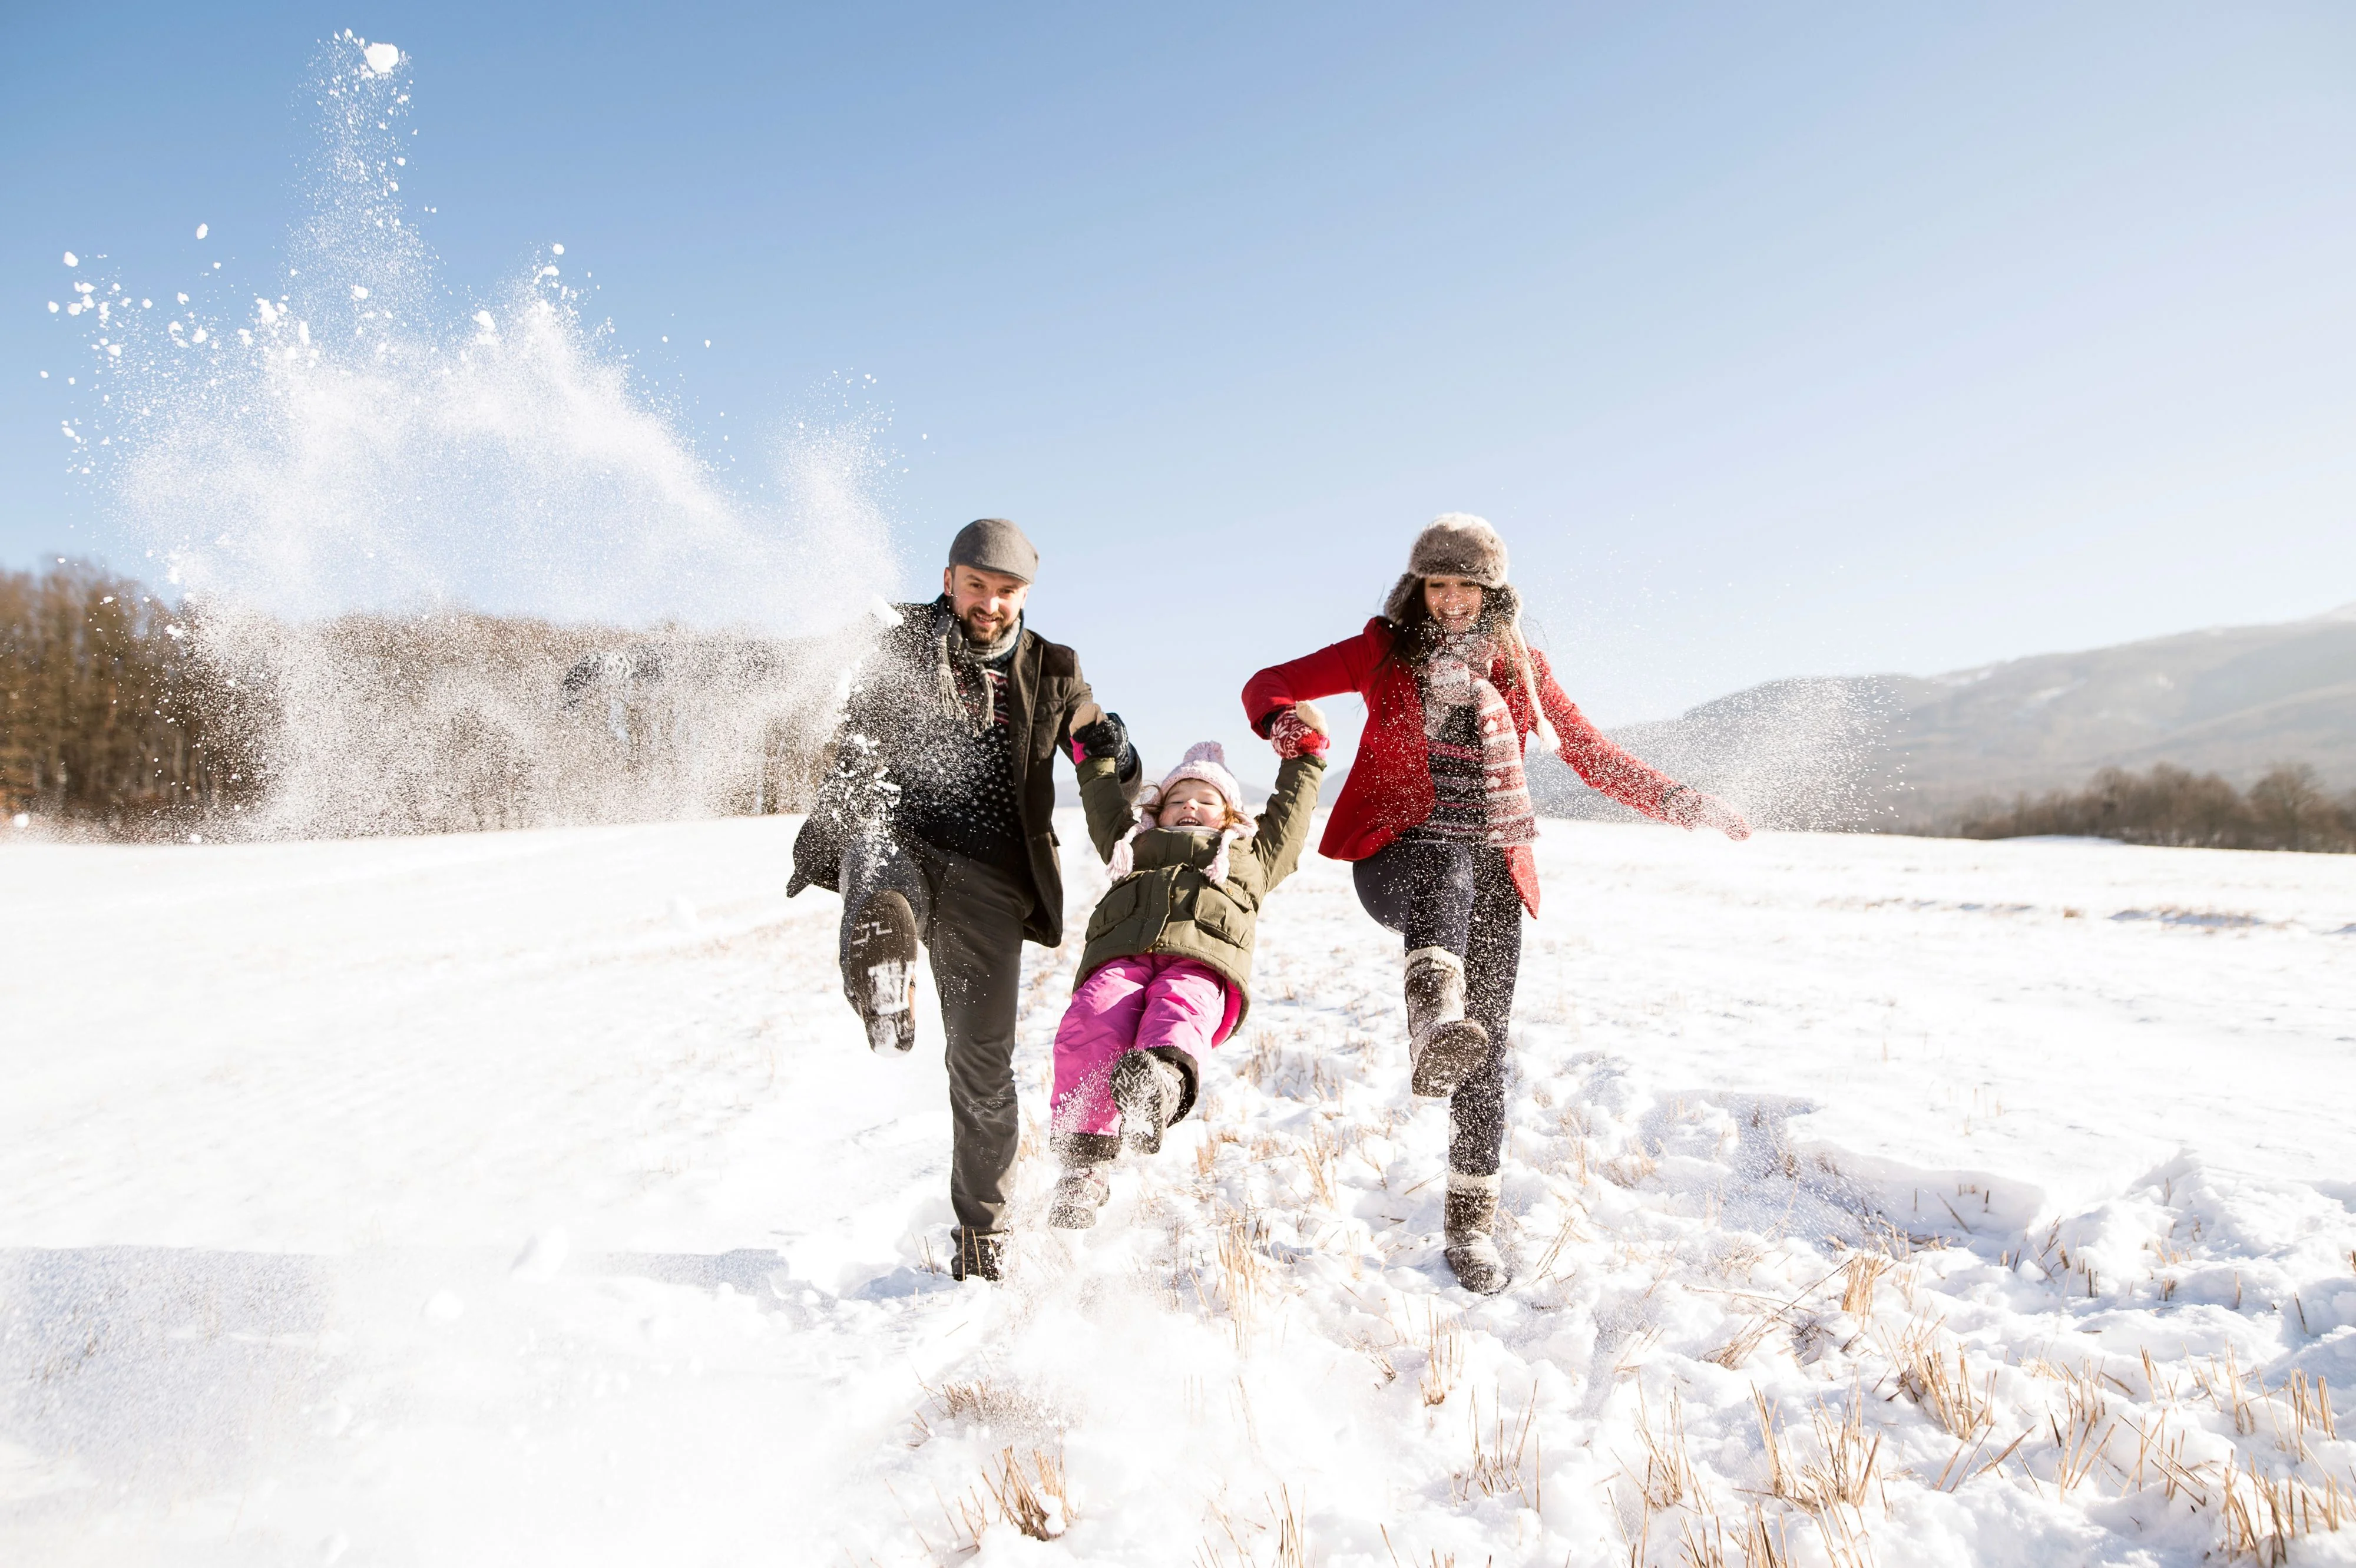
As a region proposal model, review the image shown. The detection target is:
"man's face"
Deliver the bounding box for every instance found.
[944,565,1030,642]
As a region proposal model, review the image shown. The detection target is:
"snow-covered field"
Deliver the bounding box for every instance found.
[3,815,2352,1566]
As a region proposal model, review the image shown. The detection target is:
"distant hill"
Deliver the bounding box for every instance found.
[1533,603,2356,828]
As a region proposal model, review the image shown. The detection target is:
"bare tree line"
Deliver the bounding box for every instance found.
[1948,763,2356,853]
[1,561,256,831]
[4,560,852,839]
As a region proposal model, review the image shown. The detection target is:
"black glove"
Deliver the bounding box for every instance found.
[1073,710,1140,781]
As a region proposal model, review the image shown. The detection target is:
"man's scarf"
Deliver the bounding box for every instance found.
[1422,632,1538,847]
[931,602,1023,736]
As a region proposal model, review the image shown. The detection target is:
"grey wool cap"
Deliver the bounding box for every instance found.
[948,518,1038,584]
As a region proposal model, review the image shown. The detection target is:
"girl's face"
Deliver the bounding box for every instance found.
[1157,779,1229,830]
[1424,575,1484,633]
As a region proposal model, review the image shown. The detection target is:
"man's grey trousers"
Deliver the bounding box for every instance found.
[839,828,1030,1238]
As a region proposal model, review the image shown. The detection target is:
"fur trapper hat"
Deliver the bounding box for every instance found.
[1382,512,1511,623]
[1107,742,1253,884]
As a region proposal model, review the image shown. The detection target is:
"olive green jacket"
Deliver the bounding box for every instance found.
[1073,749,1327,1026]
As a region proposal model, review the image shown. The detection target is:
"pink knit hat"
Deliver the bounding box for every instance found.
[1107,742,1254,884]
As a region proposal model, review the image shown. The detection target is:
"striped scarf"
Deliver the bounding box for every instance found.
[1422,634,1537,846]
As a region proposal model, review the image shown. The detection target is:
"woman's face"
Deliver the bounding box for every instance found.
[1157,779,1229,830]
[1424,575,1484,633]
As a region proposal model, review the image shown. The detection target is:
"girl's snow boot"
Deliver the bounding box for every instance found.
[1404,947,1488,1098]
[846,890,919,1054]
[1048,1163,1111,1229]
[1111,1049,1186,1155]
[1443,1172,1510,1295]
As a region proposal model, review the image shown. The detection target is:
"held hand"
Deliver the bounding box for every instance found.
[1071,710,1140,779]
[1691,793,1751,841]
[1268,702,1330,759]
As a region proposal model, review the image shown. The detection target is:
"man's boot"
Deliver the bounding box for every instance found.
[951,1227,1005,1283]
[1110,1050,1186,1156]
[1048,1162,1112,1229]
[1405,947,1488,1099]
[1444,1171,1510,1295]
[846,890,919,1054]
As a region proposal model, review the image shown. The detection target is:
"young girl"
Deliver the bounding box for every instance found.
[1047,710,1329,1228]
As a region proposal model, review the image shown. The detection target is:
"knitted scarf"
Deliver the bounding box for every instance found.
[1422,633,1538,847]
[931,603,1023,736]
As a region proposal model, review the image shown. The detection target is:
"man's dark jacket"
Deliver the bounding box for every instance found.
[788,598,1106,948]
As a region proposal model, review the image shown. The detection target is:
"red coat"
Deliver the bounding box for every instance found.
[1241,618,1702,915]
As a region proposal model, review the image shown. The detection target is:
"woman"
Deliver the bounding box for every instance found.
[1240,515,1749,1294]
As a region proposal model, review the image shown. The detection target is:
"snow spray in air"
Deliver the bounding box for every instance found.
[68,34,896,836]
[1520,592,1896,831]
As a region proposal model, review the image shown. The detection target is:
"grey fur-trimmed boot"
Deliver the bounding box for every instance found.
[1405,946,1488,1099]
[1048,1162,1112,1229]
[1443,1171,1510,1295]
[1048,1131,1118,1229]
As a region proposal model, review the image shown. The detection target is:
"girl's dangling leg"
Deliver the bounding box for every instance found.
[1111,957,1232,1153]
[1048,958,1152,1227]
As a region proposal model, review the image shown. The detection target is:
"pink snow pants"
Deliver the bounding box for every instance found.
[1050,954,1241,1137]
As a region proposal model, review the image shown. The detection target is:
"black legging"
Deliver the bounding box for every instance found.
[1353,836,1523,1178]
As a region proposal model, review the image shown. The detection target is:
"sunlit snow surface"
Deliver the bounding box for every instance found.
[3,819,2353,1564]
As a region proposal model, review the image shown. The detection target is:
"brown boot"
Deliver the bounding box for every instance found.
[1444,1172,1510,1295]
[1405,947,1488,1099]
[845,890,919,1054]
[951,1227,1005,1283]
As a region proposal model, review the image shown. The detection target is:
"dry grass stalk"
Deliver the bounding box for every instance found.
[1526,1205,1589,1283]
[1419,1311,1464,1407]
[941,1445,1071,1546]
[2117,1412,2211,1506]
[2220,1452,2352,1564]
[1633,1388,1700,1510]
[1885,1319,1993,1441]
[1200,1486,1309,1568]
[1707,1315,1774,1370]
[1738,1506,1795,1568]
[1755,1388,1882,1517]
[1452,1381,1542,1509]
[1601,1148,1661,1188]
[2274,1370,2338,1460]
[1839,1255,1890,1317]
[1799,1392,1881,1514]
[2195,1346,2261,1436]
[2050,1391,2113,1500]
[1215,1209,1271,1324]
[1303,1123,1341,1208]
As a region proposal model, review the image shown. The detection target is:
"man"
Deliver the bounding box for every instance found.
[788,518,1138,1283]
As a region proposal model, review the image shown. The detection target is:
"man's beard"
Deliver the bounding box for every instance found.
[959,606,1015,643]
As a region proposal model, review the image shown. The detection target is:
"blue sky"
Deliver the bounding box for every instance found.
[5,4,2353,770]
